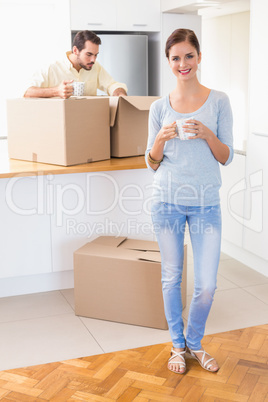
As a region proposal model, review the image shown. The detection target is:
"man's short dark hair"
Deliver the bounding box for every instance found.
[73,30,101,51]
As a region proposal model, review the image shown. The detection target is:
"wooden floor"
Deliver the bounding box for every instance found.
[0,325,267,401]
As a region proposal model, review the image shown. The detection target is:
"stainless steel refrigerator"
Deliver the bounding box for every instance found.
[96,34,148,96]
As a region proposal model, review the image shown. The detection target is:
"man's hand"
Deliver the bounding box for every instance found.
[57,80,74,99]
[112,88,127,96]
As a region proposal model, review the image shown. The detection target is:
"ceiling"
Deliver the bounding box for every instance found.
[161,0,250,18]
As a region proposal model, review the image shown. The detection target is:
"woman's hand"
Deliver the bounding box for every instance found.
[184,119,230,164]
[148,122,177,171]
[183,119,213,141]
[156,121,178,144]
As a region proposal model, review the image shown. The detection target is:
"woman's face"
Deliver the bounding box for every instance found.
[168,41,201,81]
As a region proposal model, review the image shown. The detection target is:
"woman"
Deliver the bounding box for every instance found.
[145,29,233,374]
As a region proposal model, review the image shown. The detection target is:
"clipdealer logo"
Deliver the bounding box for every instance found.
[4,172,154,227]
[227,170,263,232]
[5,170,263,235]
[65,217,154,238]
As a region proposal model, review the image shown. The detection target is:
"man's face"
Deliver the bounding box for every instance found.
[74,40,99,71]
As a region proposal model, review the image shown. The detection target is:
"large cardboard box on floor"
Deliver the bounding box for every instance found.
[7,97,110,166]
[109,96,159,157]
[74,236,187,329]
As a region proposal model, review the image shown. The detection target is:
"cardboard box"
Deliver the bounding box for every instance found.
[109,96,159,157]
[74,236,187,329]
[7,97,110,166]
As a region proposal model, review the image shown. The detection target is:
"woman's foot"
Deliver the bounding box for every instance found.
[186,347,219,372]
[168,347,186,374]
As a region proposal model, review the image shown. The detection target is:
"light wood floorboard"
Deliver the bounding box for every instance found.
[0,325,267,401]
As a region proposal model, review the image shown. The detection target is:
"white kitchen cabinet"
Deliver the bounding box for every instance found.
[247,0,268,136]
[70,0,117,31]
[0,177,52,279]
[116,0,160,32]
[242,0,268,262]
[70,0,160,32]
[220,154,246,248]
[243,134,268,261]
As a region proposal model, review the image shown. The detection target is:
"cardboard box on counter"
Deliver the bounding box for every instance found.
[74,236,187,329]
[109,96,159,157]
[7,97,110,166]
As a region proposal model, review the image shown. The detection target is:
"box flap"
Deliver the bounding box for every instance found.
[119,239,159,252]
[120,96,159,111]
[137,251,161,263]
[109,96,159,127]
[89,236,127,248]
[75,242,144,261]
[74,236,162,263]
[108,96,120,127]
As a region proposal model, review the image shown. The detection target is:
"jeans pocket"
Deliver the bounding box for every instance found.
[207,204,221,216]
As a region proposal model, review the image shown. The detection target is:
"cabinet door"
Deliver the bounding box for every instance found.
[243,0,268,261]
[248,0,268,136]
[70,0,117,31]
[220,154,246,248]
[116,0,160,32]
[243,135,268,261]
[0,177,52,279]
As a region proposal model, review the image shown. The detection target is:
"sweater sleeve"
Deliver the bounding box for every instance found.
[145,100,163,173]
[217,94,234,166]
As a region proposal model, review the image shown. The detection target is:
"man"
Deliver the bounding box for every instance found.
[24,30,127,98]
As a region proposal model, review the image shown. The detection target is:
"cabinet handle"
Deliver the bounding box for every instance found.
[132,23,148,26]
[87,23,103,25]
[253,132,268,137]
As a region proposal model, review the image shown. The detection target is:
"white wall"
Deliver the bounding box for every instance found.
[0,0,71,138]
[161,13,202,96]
[201,12,250,151]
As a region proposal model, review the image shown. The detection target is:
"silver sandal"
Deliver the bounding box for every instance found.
[186,346,219,372]
[168,348,186,374]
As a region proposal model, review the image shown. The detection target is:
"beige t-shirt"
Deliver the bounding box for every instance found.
[26,51,127,96]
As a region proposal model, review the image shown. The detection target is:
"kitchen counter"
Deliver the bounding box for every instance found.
[0,140,146,178]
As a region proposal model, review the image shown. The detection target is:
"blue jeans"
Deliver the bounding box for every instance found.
[151,202,222,350]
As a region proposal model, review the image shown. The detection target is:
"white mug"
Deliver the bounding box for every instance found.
[72,81,85,96]
[176,118,196,140]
